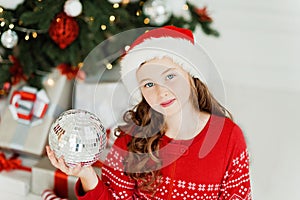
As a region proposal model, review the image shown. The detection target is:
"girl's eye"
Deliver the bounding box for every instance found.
[144,82,154,88]
[166,74,175,80]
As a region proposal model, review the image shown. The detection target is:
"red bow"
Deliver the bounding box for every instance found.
[0,152,22,171]
[8,55,28,85]
[57,63,79,80]
[0,152,31,172]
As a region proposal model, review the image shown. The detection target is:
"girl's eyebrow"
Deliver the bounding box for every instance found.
[138,67,177,83]
[161,67,177,75]
[139,78,151,84]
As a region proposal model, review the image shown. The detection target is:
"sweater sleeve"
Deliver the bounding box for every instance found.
[75,134,136,200]
[75,176,114,200]
[219,124,252,200]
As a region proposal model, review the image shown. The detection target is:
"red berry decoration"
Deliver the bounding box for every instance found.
[49,12,79,49]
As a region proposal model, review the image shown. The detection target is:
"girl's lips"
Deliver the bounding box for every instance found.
[160,99,175,107]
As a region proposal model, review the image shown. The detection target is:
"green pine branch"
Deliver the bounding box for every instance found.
[0,0,219,88]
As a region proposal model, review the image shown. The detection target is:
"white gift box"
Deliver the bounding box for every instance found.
[0,169,31,196]
[31,157,77,199]
[0,153,39,196]
[74,81,131,147]
[0,69,73,157]
[31,157,102,199]
[33,89,50,118]
[17,99,34,110]
[0,109,56,156]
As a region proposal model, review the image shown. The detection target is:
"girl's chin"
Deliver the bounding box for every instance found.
[154,106,181,117]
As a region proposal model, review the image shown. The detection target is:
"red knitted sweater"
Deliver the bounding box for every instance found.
[75,115,252,199]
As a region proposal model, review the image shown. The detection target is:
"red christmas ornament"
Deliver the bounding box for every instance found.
[57,63,79,80]
[9,55,27,85]
[49,12,79,49]
[0,82,11,98]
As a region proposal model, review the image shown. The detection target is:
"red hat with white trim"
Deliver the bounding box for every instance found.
[120,26,218,104]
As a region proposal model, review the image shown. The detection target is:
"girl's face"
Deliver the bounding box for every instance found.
[136,57,192,117]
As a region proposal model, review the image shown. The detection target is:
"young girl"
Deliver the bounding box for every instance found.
[47,26,252,199]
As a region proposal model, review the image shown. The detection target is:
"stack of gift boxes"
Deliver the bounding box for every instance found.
[0,69,111,199]
[0,69,129,198]
[0,69,74,157]
[0,152,103,199]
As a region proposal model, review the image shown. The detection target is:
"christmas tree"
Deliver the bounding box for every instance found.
[0,0,218,96]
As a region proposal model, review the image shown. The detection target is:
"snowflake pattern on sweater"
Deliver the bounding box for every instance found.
[101,150,251,200]
[75,116,252,200]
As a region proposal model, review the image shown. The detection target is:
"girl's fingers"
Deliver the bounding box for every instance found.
[45,145,51,155]
[46,146,81,176]
[46,145,54,157]
[46,146,60,168]
[57,156,69,174]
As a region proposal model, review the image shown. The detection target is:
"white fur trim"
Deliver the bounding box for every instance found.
[120,37,219,104]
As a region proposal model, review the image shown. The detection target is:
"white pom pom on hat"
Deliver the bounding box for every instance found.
[120,25,217,105]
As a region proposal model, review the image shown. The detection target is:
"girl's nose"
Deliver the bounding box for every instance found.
[157,85,169,97]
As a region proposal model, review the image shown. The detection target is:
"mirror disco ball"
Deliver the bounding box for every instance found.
[48,109,107,167]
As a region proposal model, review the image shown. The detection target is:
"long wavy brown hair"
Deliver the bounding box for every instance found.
[115,76,232,193]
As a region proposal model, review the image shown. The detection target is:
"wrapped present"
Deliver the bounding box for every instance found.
[0,170,31,196]
[0,69,73,156]
[9,86,49,125]
[31,156,102,199]
[74,81,131,147]
[0,152,39,196]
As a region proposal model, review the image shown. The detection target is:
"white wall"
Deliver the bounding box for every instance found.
[192,0,300,199]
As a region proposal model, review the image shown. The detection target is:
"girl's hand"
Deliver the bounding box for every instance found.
[46,145,99,192]
[46,145,83,176]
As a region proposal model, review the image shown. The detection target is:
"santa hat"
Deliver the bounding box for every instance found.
[120,25,220,104]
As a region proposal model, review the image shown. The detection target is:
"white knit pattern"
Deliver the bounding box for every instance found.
[102,147,251,200]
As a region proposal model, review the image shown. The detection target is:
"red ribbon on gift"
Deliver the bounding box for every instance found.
[53,160,103,198]
[10,91,36,106]
[0,152,31,172]
[17,110,34,120]
[54,169,69,198]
